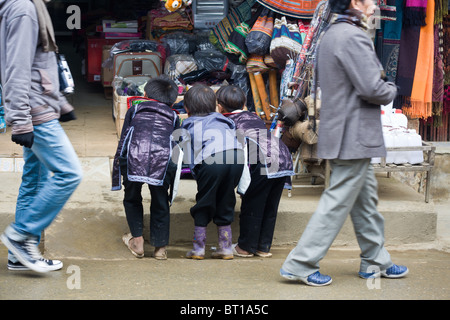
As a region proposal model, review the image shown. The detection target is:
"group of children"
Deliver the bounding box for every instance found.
[111,75,294,260]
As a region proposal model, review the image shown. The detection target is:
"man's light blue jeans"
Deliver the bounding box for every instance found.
[7,119,82,260]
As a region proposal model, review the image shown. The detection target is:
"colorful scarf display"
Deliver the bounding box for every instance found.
[403,0,435,119]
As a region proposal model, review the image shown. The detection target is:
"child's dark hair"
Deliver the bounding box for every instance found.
[184,84,216,116]
[143,75,178,106]
[216,85,246,112]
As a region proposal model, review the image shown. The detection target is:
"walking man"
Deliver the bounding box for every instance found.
[280,0,408,286]
[0,0,83,273]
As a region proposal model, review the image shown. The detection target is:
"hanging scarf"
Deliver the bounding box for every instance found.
[378,0,397,21]
[434,0,448,24]
[32,0,58,52]
[444,15,450,85]
[403,0,435,119]
[432,24,444,115]
[376,0,403,83]
[395,24,421,108]
[403,0,428,27]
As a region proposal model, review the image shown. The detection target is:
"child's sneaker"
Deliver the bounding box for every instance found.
[1,231,53,273]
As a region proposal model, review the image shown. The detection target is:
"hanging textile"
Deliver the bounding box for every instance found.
[434,0,448,24]
[403,0,435,119]
[256,0,322,19]
[444,15,450,85]
[210,0,256,53]
[378,0,397,21]
[376,0,403,83]
[224,5,263,64]
[432,25,444,115]
[444,85,450,115]
[395,25,421,107]
[403,0,428,26]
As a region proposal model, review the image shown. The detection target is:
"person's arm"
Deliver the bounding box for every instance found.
[3,10,38,137]
[337,32,397,106]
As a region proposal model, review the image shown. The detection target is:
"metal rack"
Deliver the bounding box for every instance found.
[288,142,435,203]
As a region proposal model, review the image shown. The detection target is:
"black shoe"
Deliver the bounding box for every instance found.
[1,233,53,273]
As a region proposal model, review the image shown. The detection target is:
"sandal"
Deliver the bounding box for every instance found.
[153,247,167,260]
[255,250,272,258]
[122,233,144,258]
[232,243,254,258]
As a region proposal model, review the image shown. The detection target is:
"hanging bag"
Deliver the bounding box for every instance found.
[245,7,275,56]
[269,16,303,69]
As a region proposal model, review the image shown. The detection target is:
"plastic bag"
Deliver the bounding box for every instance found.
[194,50,229,72]
[102,40,163,69]
[160,32,196,56]
[164,54,198,80]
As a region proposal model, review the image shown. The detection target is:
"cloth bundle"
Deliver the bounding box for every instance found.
[270,17,303,69]
[210,0,256,53]
[245,7,275,56]
[164,54,197,80]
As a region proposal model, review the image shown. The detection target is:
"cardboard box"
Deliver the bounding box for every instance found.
[86,37,124,82]
[101,45,114,87]
[113,90,130,137]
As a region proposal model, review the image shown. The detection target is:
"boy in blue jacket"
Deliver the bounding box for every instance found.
[179,84,244,260]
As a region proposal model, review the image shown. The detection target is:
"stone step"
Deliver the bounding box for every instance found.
[0,157,437,260]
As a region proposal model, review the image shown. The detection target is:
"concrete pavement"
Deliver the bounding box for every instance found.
[1,244,449,300]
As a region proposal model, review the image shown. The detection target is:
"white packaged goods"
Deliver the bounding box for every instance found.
[372,107,423,165]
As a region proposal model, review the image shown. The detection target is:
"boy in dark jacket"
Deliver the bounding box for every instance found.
[111,75,181,260]
[217,85,294,258]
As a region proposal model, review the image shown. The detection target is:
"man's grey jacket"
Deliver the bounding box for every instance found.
[0,0,73,135]
[316,22,398,160]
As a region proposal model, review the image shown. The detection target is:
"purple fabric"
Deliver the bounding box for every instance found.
[112,100,178,190]
[226,111,294,178]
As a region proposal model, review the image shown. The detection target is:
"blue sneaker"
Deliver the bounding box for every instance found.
[381,264,409,278]
[280,268,332,286]
[0,232,52,273]
[7,258,63,271]
[359,264,408,279]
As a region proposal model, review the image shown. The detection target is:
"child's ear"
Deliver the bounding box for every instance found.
[143,92,148,98]
[217,103,225,113]
[184,106,190,117]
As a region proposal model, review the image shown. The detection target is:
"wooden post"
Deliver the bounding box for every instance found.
[248,73,264,119]
[254,72,271,120]
[269,69,279,109]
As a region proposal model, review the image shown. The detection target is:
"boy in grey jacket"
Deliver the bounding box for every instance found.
[0,0,82,273]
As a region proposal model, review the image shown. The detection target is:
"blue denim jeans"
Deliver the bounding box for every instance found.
[8,119,82,244]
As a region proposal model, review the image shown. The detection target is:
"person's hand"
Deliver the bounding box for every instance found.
[11,132,34,148]
[59,111,77,122]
